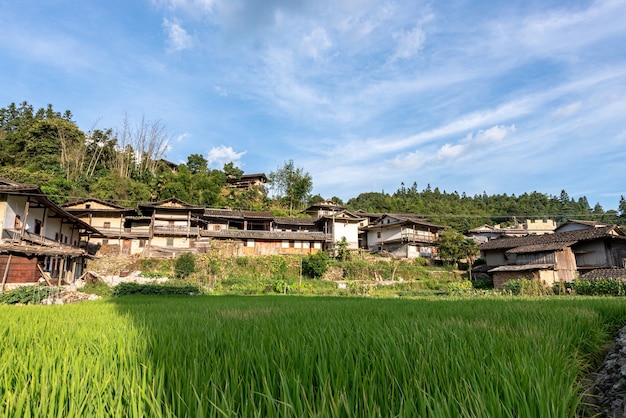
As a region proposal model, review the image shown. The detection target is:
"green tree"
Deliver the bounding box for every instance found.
[436,228,467,268]
[268,160,313,215]
[333,237,350,261]
[223,162,244,180]
[90,172,151,206]
[187,154,208,174]
[459,238,479,279]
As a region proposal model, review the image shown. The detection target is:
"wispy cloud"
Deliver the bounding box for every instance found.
[2,0,626,210]
[163,18,193,51]
[552,102,583,119]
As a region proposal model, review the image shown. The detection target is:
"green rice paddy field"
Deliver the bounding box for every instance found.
[1,296,625,417]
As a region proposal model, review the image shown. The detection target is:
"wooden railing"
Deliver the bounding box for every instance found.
[153,226,199,236]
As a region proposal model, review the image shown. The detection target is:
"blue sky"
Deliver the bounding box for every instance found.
[1,0,625,210]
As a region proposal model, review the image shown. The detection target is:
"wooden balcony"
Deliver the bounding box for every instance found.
[153,225,199,236]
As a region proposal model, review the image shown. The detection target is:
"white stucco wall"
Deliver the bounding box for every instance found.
[333,222,360,249]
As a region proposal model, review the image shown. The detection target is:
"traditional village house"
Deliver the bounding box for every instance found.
[138,198,206,257]
[62,198,141,255]
[466,225,503,244]
[302,200,364,250]
[0,179,97,288]
[200,210,326,255]
[362,214,445,259]
[479,224,626,288]
[554,219,608,233]
[226,173,268,190]
[467,219,557,243]
[352,210,384,248]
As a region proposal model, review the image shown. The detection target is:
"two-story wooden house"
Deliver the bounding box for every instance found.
[0,179,97,287]
[362,214,445,259]
[200,210,326,256]
[138,198,206,257]
[62,198,142,255]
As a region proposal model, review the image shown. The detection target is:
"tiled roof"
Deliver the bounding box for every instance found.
[62,197,134,211]
[139,198,205,210]
[581,268,626,280]
[488,264,554,272]
[480,225,624,251]
[274,217,317,226]
[201,229,327,241]
[240,210,274,219]
[555,220,608,231]
[365,213,445,230]
[203,209,274,220]
[506,241,577,254]
[0,178,39,192]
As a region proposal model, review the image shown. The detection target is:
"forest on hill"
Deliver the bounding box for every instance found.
[1,101,624,231]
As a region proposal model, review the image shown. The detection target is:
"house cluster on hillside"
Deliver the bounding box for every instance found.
[2,177,624,289]
[0,178,445,287]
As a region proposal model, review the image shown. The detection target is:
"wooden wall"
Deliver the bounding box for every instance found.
[0,254,39,283]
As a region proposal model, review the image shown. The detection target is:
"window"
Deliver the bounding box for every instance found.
[85,204,91,209]
[139,239,146,248]
[166,238,174,247]
[102,239,109,245]
[377,231,381,238]
[103,222,111,229]
[34,219,42,235]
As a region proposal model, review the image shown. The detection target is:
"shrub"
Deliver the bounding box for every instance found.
[502,278,551,296]
[0,286,61,305]
[447,280,473,294]
[112,281,200,296]
[302,251,330,278]
[81,282,112,297]
[571,279,626,296]
[333,237,351,261]
[174,253,196,279]
[471,278,494,290]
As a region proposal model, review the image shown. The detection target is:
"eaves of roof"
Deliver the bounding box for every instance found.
[488,264,555,273]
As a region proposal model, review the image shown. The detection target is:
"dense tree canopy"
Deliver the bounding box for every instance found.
[346,183,624,231]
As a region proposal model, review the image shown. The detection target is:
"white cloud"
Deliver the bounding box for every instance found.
[386,124,515,170]
[207,145,246,168]
[436,143,466,160]
[163,18,193,51]
[391,25,426,60]
[552,102,582,119]
[176,133,191,142]
[300,27,332,61]
[473,125,516,144]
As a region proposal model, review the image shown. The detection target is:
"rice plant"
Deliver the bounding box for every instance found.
[0,296,624,417]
